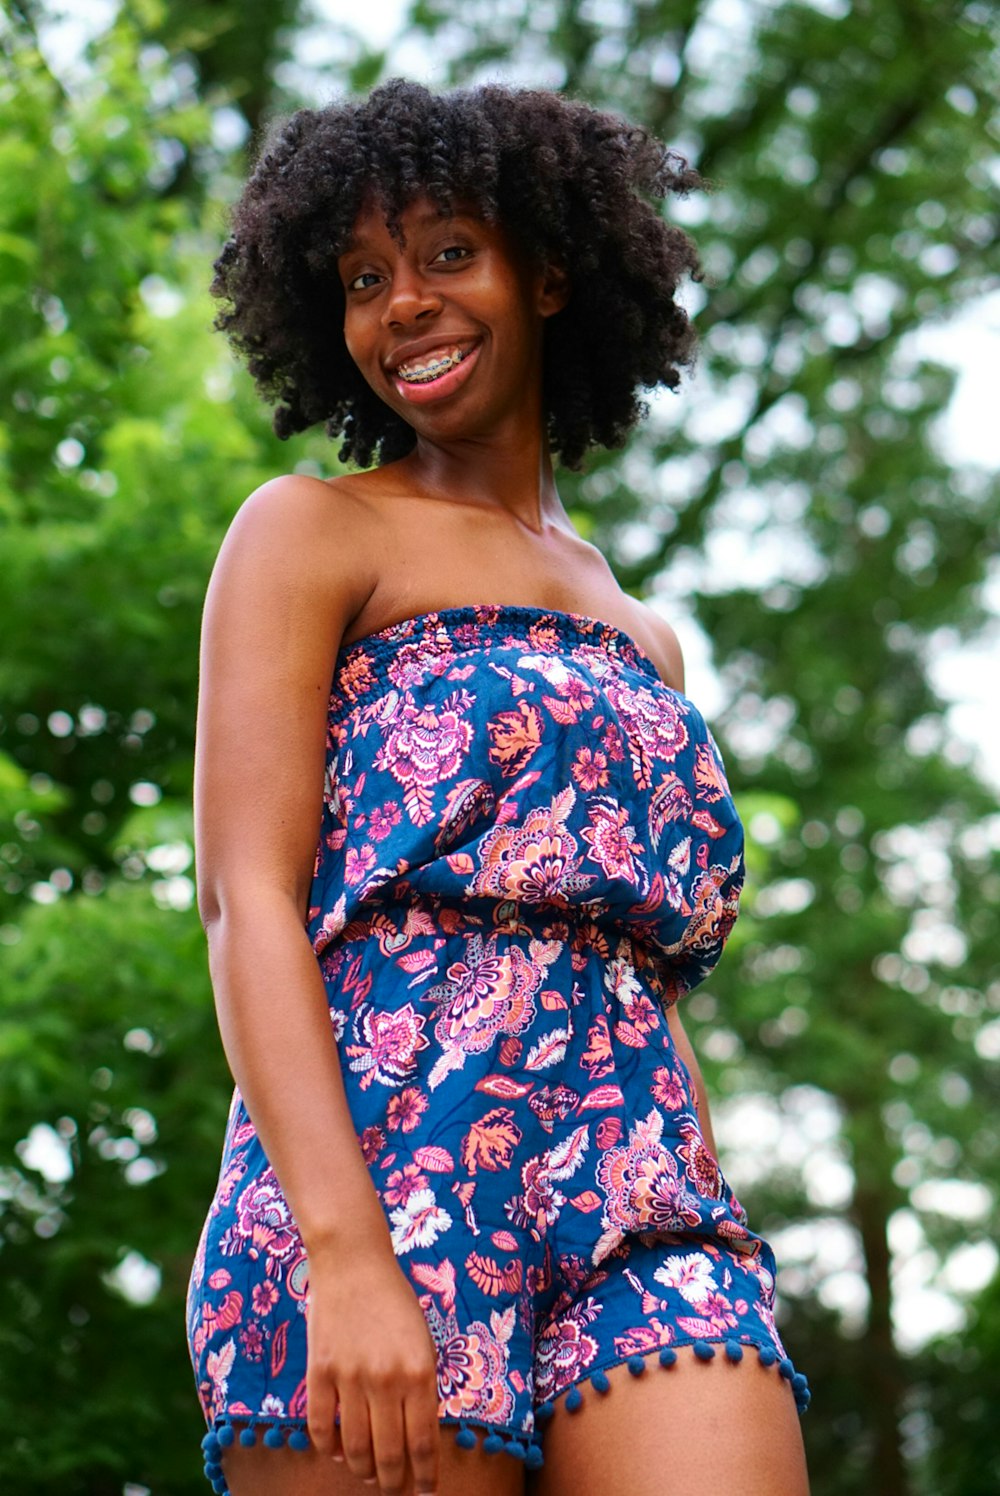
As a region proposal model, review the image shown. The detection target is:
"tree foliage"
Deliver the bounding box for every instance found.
[1,1,998,1492]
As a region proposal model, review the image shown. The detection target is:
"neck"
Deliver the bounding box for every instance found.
[396,416,566,535]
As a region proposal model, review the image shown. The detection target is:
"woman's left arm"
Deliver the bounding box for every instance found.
[666,1003,718,1159]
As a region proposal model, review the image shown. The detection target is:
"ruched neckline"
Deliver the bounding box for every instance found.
[336,602,664,686]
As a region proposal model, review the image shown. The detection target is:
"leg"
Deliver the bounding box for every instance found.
[531,1351,809,1496]
[223,1425,526,1496]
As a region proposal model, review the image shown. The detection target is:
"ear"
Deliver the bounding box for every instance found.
[536,260,571,318]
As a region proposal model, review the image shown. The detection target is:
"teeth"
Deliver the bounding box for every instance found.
[396,347,469,383]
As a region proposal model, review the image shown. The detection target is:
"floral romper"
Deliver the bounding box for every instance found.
[188,604,809,1489]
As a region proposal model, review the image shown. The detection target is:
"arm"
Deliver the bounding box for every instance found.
[195,477,439,1494]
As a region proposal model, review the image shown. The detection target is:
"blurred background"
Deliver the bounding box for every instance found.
[1,0,998,1491]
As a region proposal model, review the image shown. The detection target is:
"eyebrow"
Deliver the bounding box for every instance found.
[341,207,479,255]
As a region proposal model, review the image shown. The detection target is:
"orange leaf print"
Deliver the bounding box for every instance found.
[475,1075,534,1100]
[569,1191,602,1213]
[413,1145,454,1172]
[460,1107,523,1174]
[271,1320,289,1378]
[491,1229,519,1252]
[487,702,543,776]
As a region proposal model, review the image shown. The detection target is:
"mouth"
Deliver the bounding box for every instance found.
[388,341,481,405]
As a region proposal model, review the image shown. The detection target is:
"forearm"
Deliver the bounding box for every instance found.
[205,896,390,1259]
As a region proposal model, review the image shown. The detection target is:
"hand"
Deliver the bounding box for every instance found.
[305,1248,441,1495]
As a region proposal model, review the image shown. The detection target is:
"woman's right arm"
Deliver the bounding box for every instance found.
[195,477,440,1496]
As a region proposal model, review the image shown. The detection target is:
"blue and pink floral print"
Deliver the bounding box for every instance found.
[188,604,808,1489]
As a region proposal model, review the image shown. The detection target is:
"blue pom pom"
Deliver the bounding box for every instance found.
[627,1355,645,1377]
[778,1357,795,1381]
[565,1384,583,1412]
[792,1372,809,1396]
[288,1429,310,1451]
[693,1340,715,1362]
[725,1340,743,1363]
[659,1347,677,1368]
[263,1425,285,1449]
[505,1440,527,1460]
[455,1425,478,1450]
[591,1369,610,1394]
[204,1462,222,1480]
[201,1432,220,1455]
[239,1427,257,1448]
[535,1400,555,1422]
[484,1433,505,1454]
[217,1424,235,1448]
[796,1387,812,1413]
[211,1479,227,1495]
[757,1344,777,1367]
[525,1444,544,1470]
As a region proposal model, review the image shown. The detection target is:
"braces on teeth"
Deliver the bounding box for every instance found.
[397,348,469,383]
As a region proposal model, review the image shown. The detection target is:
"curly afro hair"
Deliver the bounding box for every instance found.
[212,78,703,470]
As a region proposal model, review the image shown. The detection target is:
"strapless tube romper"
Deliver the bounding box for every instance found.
[187,604,809,1489]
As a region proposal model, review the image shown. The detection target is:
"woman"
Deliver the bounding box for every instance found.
[187,79,810,1496]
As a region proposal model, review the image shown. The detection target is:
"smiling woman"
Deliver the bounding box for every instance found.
[187,78,811,1496]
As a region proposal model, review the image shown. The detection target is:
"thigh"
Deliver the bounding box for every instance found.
[531,1354,809,1496]
[223,1426,526,1496]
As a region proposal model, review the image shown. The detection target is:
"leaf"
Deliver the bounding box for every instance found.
[491,1229,519,1252]
[546,1124,590,1182]
[465,1252,506,1295]
[270,1320,288,1378]
[524,1028,569,1070]
[474,1074,534,1099]
[397,949,437,972]
[579,1084,625,1109]
[413,1144,454,1172]
[460,1107,523,1174]
[569,1191,602,1213]
[411,1259,457,1310]
[487,702,544,775]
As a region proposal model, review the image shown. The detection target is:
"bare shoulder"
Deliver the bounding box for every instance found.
[211,471,380,627]
[630,601,686,694]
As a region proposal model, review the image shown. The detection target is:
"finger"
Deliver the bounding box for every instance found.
[338,1383,375,1483]
[369,1396,407,1496]
[306,1367,338,1458]
[404,1381,441,1496]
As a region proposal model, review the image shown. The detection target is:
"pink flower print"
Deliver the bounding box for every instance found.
[234,1170,301,1263]
[581,797,649,894]
[344,843,377,885]
[471,791,594,907]
[437,1330,488,1418]
[651,1064,688,1111]
[676,1121,723,1199]
[368,801,402,841]
[387,633,457,690]
[373,689,475,825]
[239,1321,267,1362]
[604,679,689,789]
[346,1001,429,1090]
[251,1280,280,1317]
[426,934,540,1078]
[504,1154,563,1241]
[434,1314,515,1424]
[572,746,610,791]
[384,1164,430,1207]
[386,1085,428,1133]
[358,1125,385,1164]
[534,1297,602,1400]
[601,721,625,763]
[594,1109,704,1260]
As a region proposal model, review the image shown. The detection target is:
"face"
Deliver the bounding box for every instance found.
[337,194,568,443]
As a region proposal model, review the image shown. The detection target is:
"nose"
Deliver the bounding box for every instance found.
[382,262,442,329]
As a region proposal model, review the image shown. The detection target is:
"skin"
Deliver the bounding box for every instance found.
[197,194,809,1496]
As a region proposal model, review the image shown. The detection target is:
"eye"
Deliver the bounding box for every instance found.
[433,245,471,265]
[347,270,382,292]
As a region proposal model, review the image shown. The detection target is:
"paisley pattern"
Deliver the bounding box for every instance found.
[187,604,807,1480]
